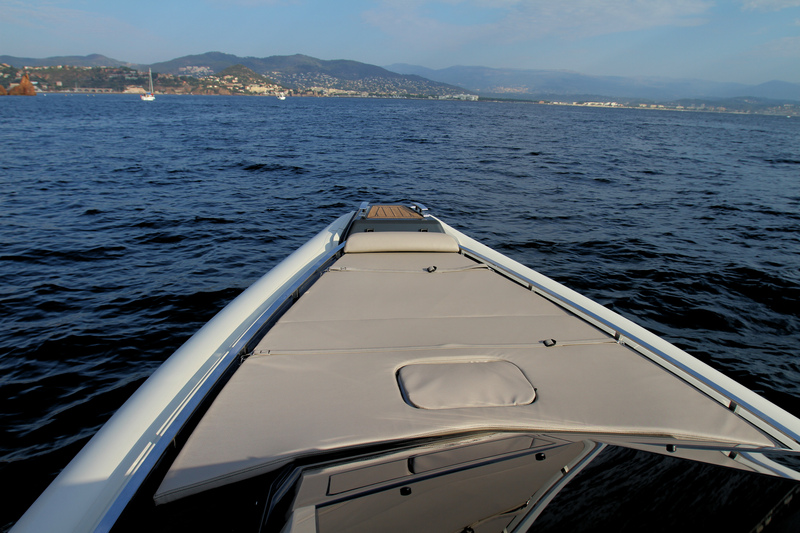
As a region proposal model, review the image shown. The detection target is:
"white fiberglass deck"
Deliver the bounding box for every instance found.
[155,232,776,503]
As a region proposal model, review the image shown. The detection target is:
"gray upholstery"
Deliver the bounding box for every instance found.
[154,249,775,504]
[344,231,459,253]
[398,361,536,409]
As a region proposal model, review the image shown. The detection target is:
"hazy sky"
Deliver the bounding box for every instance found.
[2,0,799,84]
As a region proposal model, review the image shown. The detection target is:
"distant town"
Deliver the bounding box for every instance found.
[1,61,796,115]
[540,99,798,116]
[0,63,477,101]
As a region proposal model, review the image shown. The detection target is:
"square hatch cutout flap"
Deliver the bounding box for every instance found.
[397,361,535,409]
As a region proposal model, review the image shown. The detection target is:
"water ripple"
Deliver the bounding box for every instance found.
[1,95,799,531]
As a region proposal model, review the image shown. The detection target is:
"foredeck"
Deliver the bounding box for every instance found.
[155,231,775,504]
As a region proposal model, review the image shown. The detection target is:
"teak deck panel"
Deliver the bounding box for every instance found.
[366,205,423,219]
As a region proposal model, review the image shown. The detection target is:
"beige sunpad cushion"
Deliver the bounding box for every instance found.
[154,250,775,504]
[344,231,459,254]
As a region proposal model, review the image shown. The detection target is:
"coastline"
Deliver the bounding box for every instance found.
[21,91,798,117]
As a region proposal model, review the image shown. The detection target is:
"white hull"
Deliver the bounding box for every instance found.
[140,68,155,101]
[12,203,800,532]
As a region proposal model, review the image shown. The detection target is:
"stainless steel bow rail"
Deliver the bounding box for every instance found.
[459,244,800,455]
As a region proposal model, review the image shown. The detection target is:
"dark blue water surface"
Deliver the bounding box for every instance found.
[1,95,799,531]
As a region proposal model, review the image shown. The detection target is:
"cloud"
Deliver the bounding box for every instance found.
[741,0,800,10]
[1,1,152,43]
[1,1,66,30]
[205,0,297,6]
[752,35,800,56]
[362,1,483,51]
[493,0,713,40]
[363,0,714,51]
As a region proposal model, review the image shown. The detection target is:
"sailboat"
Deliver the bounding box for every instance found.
[140,68,155,101]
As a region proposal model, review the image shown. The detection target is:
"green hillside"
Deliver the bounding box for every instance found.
[150,52,466,96]
[215,64,277,86]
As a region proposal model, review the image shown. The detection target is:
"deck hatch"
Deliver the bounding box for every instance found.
[397,361,536,410]
[409,436,536,474]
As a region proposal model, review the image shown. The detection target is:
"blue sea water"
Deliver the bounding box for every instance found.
[1,94,799,531]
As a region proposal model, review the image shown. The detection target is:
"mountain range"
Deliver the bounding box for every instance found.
[0,52,464,97]
[149,52,466,96]
[0,53,136,69]
[2,52,798,102]
[385,64,800,102]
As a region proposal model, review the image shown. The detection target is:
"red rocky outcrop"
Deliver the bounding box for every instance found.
[8,73,36,95]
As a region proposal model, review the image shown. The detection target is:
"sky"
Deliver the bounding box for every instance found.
[1,0,799,84]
